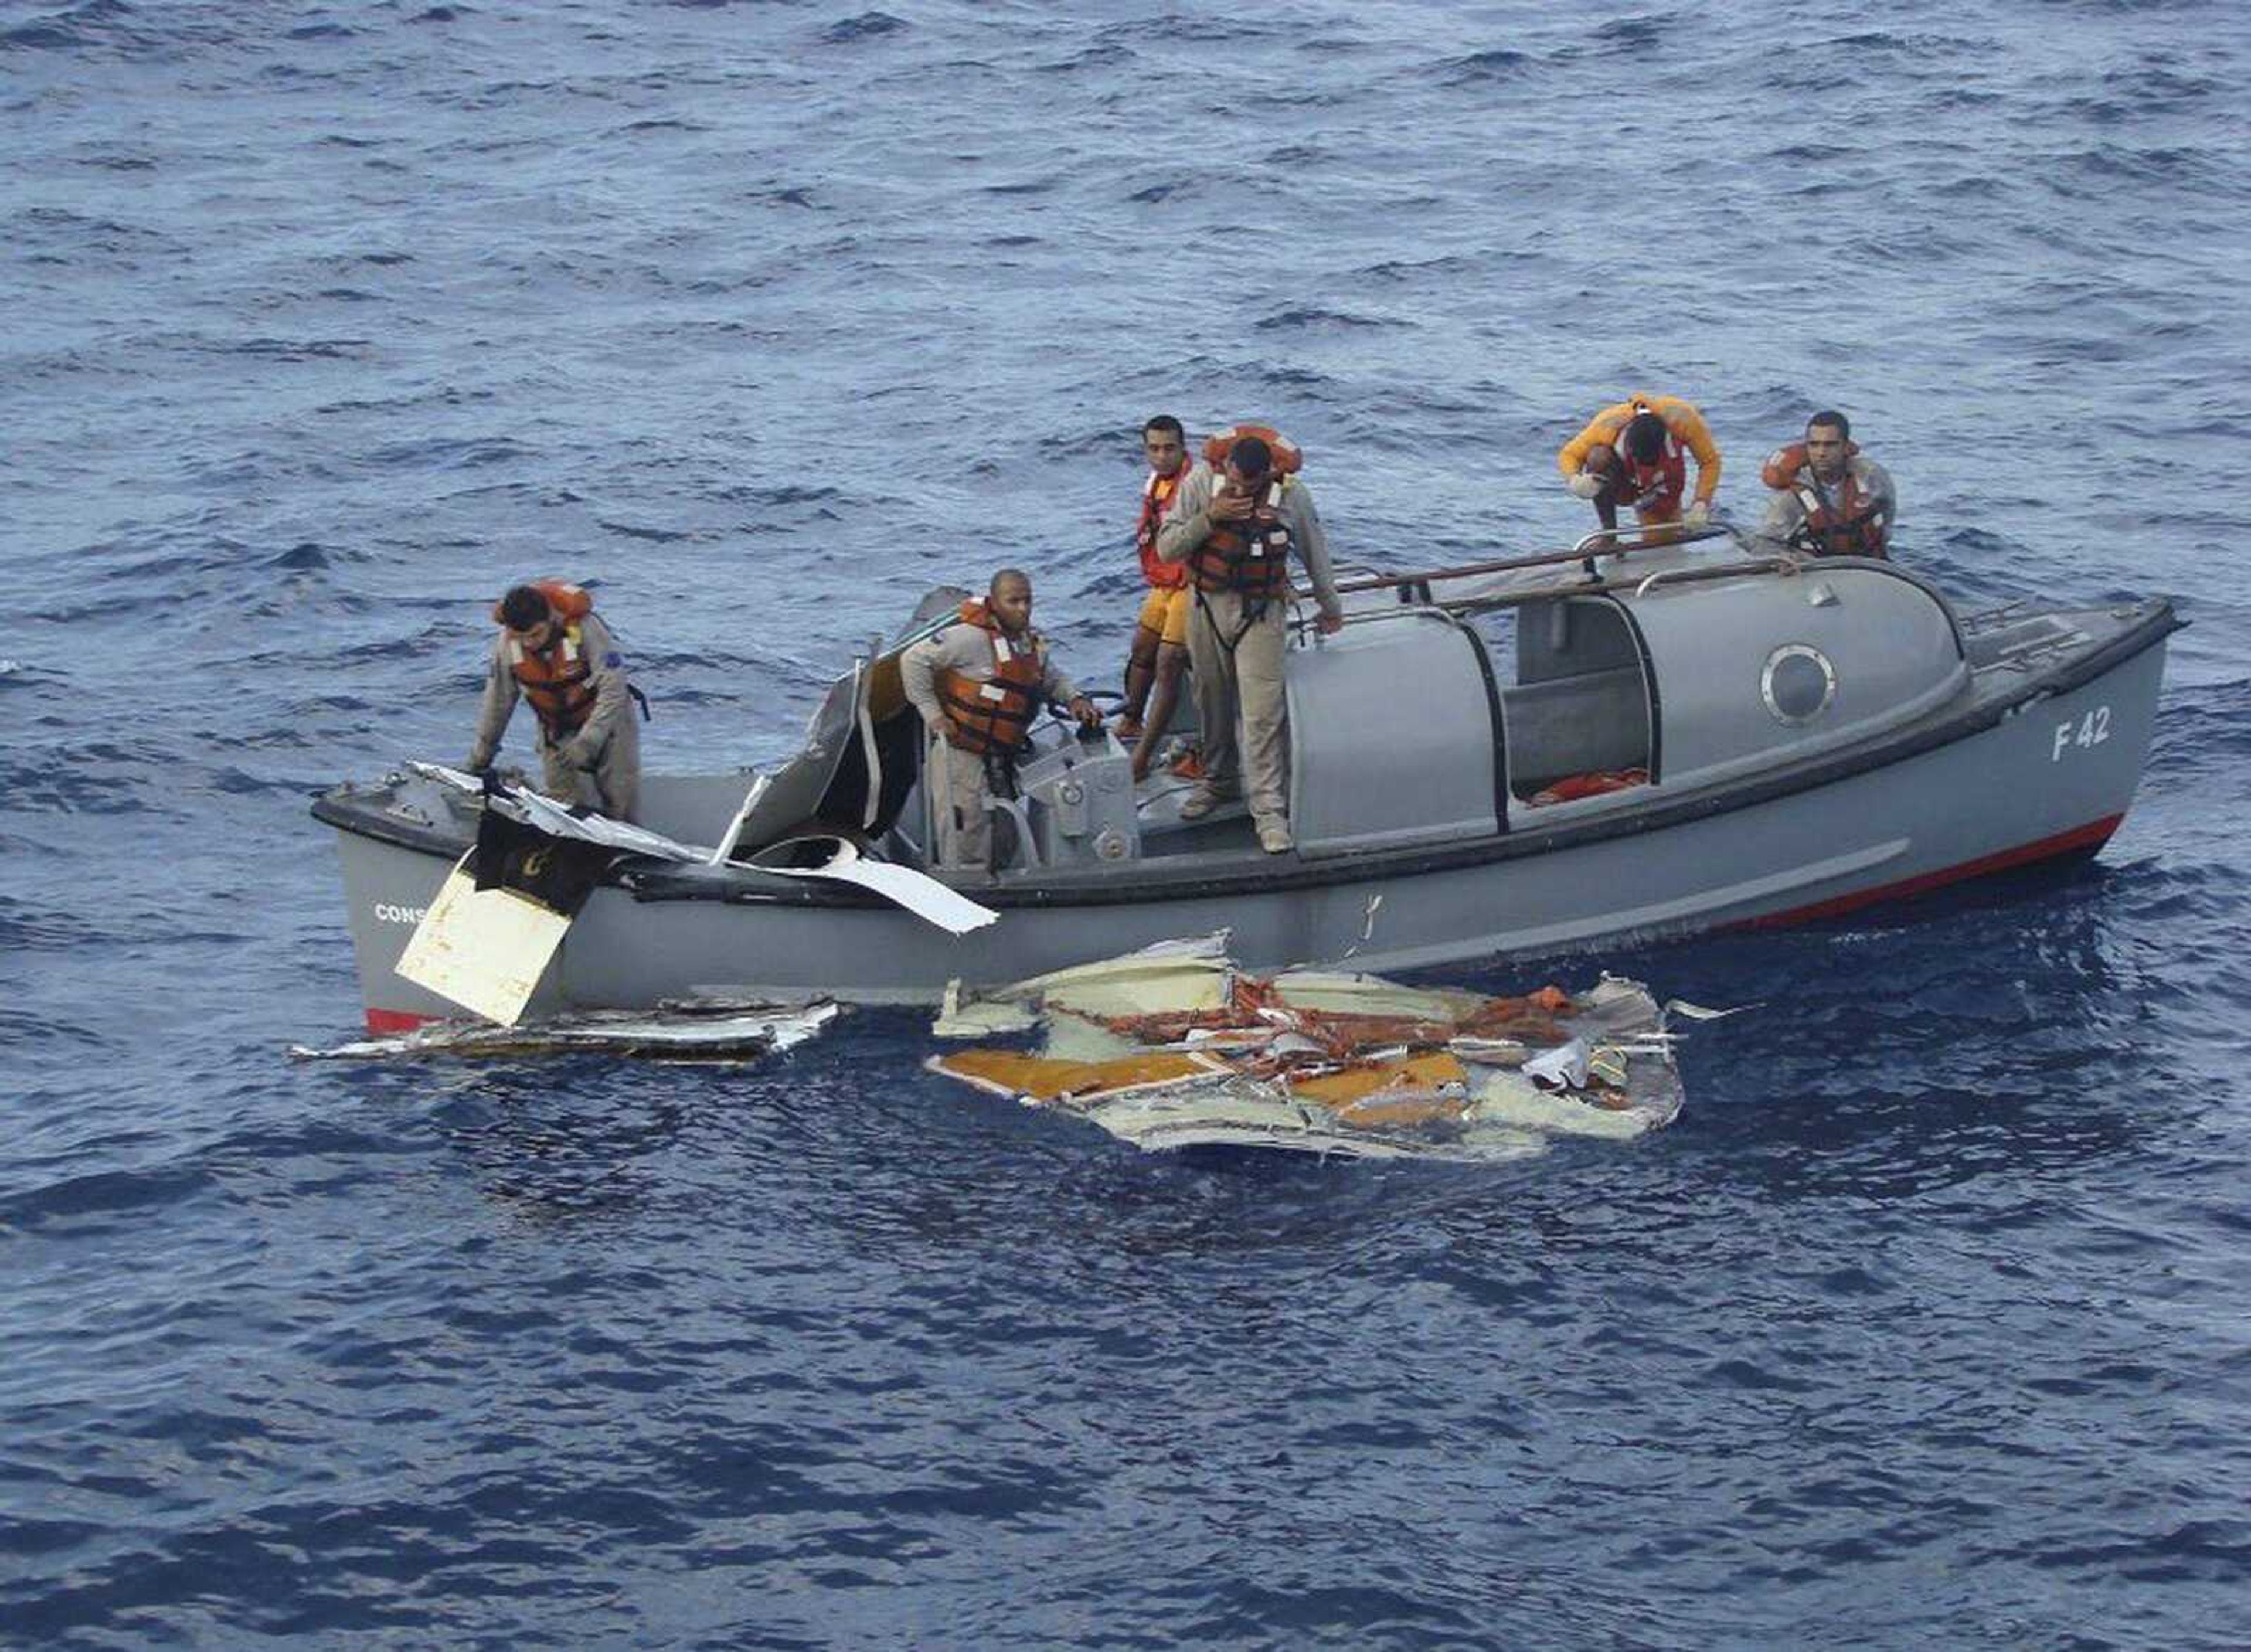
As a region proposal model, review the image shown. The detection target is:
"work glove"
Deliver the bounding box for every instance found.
[1684,499,1711,528]
[1567,473,1605,500]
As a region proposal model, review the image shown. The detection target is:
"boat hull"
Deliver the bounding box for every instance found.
[325,633,2166,1024]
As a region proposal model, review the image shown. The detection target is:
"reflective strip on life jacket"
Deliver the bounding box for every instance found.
[509,621,599,736]
[1791,477,1889,558]
[1137,467,1191,589]
[1190,479,1295,597]
[1613,403,1687,509]
[936,601,1046,754]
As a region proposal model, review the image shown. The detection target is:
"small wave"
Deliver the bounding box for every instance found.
[821,11,907,45]
[2059,143,2214,186]
[710,483,842,508]
[1356,254,1475,283]
[365,436,529,471]
[0,0,147,53]
[1036,42,1130,75]
[0,1164,210,1232]
[1438,46,1533,83]
[1591,14,1672,49]
[224,336,372,362]
[0,899,101,953]
[594,519,694,544]
[1254,308,1400,332]
[1827,29,1989,52]
[2099,64,2223,110]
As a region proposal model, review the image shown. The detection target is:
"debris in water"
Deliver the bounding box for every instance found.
[291,1001,840,1062]
[924,936,1708,1161]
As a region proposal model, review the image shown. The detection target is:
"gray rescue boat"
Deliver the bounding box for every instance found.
[315,529,2179,1028]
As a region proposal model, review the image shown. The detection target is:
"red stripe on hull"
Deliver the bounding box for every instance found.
[1737,814,2124,930]
[366,1007,441,1034]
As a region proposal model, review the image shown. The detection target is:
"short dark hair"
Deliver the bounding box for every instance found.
[1142,414,1184,442]
[1229,435,1273,478]
[990,567,1031,597]
[499,585,549,631]
[1622,412,1669,464]
[1808,410,1851,440]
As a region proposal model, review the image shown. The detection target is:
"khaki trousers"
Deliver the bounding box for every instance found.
[537,715,641,823]
[1186,589,1290,825]
[926,735,994,870]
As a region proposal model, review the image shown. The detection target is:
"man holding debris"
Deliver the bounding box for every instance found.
[902,568,1099,872]
[467,580,642,822]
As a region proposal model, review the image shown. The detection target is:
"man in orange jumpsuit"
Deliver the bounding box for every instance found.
[1558,392,1722,540]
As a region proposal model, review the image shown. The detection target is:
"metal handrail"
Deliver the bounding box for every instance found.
[1633,551,1802,599]
[1315,520,1736,601]
[1288,523,1783,634]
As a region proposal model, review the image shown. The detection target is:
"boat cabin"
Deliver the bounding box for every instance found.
[705,537,1971,881]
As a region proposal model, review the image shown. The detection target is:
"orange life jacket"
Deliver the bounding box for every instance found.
[1613,402,1686,512]
[1202,423,1304,475]
[494,580,599,737]
[1137,465,1192,589]
[1190,477,1297,599]
[1762,443,1889,557]
[935,599,1047,755]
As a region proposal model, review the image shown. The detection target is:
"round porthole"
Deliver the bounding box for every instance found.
[1762,644,1836,724]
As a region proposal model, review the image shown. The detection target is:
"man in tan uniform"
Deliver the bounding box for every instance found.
[900,569,1098,872]
[1155,434,1344,855]
[468,580,642,822]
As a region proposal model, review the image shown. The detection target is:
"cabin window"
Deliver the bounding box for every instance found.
[1481,598,1655,808]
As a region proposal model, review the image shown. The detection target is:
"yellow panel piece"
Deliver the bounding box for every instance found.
[1289,1052,1468,1113]
[929,1048,1225,1103]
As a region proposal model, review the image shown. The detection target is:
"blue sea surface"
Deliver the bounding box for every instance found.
[5,1,2250,1645]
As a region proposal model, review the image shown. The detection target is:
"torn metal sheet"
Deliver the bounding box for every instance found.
[395,859,572,1026]
[406,763,707,860]
[291,1001,839,1061]
[991,932,1234,1018]
[931,978,1043,1039]
[752,837,998,936]
[413,762,995,936]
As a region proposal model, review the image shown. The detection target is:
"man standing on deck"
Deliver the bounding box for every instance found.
[901,568,1100,872]
[1757,410,1897,559]
[468,580,643,822]
[1156,431,1345,856]
[1558,392,1722,542]
[1117,414,1196,783]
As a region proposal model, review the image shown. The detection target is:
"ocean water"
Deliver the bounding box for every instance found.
[5,1,2250,1646]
